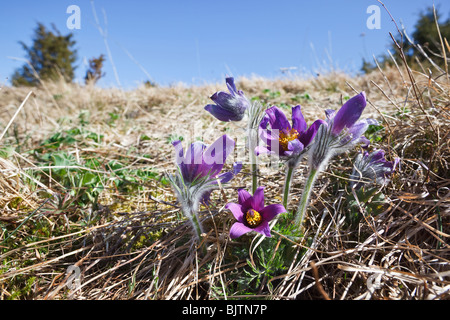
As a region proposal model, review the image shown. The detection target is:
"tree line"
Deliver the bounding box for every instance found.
[11,23,105,86]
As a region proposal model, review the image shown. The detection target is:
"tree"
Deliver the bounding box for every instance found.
[362,7,450,73]
[85,54,106,85]
[12,23,77,86]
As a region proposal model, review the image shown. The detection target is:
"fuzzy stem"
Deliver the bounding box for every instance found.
[283,164,295,209]
[190,212,204,241]
[248,124,259,194]
[294,167,320,230]
[251,162,258,194]
[182,200,203,242]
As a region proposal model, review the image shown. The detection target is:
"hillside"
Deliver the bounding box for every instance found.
[0,64,449,300]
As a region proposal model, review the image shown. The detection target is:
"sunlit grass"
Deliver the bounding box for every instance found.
[0,51,449,300]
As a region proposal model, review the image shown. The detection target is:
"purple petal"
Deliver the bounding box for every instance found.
[203,135,235,177]
[229,222,253,239]
[217,161,242,184]
[299,119,326,147]
[215,172,232,184]
[259,130,279,151]
[250,186,265,212]
[233,161,243,174]
[188,141,207,164]
[172,140,189,181]
[172,140,185,166]
[253,222,272,237]
[259,113,270,129]
[172,140,183,156]
[284,139,304,157]
[210,91,234,106]
[225,202,244,222]
[260,204,286,221]
[254,145,274,156]
[332,92,367,135]
[347,119,370,142]
[238,188,252,205]
[180,141,208,182]
[358,136,370,148]
[259,124,277,143]
[209,91,248,121]
[204,104,243,122]
[369,150,386,164]
[265,106,291,131]
[226,77,237,95]
[291,105,307,133]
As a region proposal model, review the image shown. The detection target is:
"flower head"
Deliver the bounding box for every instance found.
[204,77,251,122]
[169,135,241,240]
[331,92,368,136]
[350,149,400,190]
[309,92,377,170]
[256,105,325,161]
[170,135,241,210]
[172,135,241,186]
[226,186,286,239]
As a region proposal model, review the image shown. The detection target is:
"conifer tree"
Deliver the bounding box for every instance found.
[85,54,106,85]
[12,23,77,86]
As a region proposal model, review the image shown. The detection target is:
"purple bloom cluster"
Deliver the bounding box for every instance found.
[172,77,399,242]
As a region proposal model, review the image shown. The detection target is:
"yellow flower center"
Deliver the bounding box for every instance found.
[279,128,299,151]
[245,209,263,228]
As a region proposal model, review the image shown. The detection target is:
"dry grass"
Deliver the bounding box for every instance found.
[0,51,449,300]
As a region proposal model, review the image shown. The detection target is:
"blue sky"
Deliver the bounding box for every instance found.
[1,0,449,88]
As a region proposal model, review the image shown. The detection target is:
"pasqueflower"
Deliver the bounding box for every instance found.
[169,135,241,240]
[226,186,286,239]
[350,149,399,190]
[204,77,251,122]
[204,77,264,193]
[256,105,325,162]
[309,92,377,171]
[295,92,376,227]
[256,105,325,208]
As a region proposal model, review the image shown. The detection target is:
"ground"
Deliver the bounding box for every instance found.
[0,66,449,300]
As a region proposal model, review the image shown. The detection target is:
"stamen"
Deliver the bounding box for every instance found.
[279,128,299,151]
[245,209,262,228]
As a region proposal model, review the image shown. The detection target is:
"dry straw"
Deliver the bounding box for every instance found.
[0,15,449,299]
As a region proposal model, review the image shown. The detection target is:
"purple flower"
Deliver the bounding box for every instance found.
[226,186,286,239]
[204,77,251,122]
[169,135,242,240]
[309,92,377,170]
[350,149,400,190]
[331,92,368,136]
[172,135,241,186]
[256,105,325,160]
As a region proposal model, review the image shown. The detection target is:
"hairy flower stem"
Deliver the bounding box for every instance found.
[183,201,208,255]
[283,164,295,209]
[182,199,203,242]
[248,124,259,194]
[295,167,320,230]
[191,212,204,242]
[251,162,258,194]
